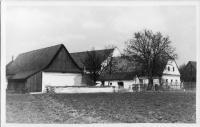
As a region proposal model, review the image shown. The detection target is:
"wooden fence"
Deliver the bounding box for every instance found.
[131,83,182,92]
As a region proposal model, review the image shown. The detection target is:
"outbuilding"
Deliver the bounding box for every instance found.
[6,44,83,93]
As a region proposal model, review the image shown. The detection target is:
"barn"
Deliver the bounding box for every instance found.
[6,44,84,93]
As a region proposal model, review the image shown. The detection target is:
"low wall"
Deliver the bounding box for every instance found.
[53,86,115,93]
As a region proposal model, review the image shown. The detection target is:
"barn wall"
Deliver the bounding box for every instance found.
[42,72,83,92]
[7,80,25,93]
[26,72,42,92]
[45,47,81,73]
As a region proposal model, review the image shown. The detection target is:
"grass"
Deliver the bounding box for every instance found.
[6,91,196,123]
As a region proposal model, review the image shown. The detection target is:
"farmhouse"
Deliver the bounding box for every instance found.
[98,57,181,90]
[161,59,181,88]
[6,44,85,93]
[6,44,182,93]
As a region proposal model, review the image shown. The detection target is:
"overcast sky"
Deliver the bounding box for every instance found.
[5,4,197,65]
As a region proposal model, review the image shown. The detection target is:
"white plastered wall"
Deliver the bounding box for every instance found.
[42,72,82,92]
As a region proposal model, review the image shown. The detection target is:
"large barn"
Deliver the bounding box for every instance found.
[6,44,84,93]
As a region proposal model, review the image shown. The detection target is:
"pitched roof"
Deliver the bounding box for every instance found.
[6,44,81,79]
[111,56,143,72]
[99,72,141,81]
[70,48,114,69]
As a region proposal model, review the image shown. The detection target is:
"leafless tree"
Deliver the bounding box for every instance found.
[124,29,177,90]
[81,47,114,85]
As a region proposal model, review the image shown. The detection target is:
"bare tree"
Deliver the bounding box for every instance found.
[124,29,177,90]
[81,47,114,85]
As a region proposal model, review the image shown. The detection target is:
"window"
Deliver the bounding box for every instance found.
[171,79,173,83]
[166,79,168,83]
[118,82,124,88]
[110,83,112,86]
[173,67,175,71]
[168,66,170,71]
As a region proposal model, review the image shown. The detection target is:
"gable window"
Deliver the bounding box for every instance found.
[168,66,170,71]
[173,67,175,71]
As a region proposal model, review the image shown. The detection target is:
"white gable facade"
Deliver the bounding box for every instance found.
[161,59,181,89]
[101,48,121,70]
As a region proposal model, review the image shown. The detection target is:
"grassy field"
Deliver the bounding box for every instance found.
[6,91,196,123]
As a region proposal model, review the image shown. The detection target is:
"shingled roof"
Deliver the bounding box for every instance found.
[6,44,81,79]
[99,72,141,81]
[70,48,114,69]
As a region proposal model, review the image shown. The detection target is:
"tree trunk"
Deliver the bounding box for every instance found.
[147,76,153,90]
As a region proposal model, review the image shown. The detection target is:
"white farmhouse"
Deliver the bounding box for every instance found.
[161,59,181,89]
[98,58,181,90]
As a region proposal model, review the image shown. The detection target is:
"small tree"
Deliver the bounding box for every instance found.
[81,47,114,86]
[124,29,177,90]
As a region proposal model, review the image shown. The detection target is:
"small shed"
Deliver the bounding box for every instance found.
[6,44,83,93]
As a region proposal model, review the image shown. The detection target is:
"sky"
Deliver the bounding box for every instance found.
[5,3,197,66]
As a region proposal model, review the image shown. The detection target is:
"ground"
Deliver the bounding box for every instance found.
[6,91,196,123]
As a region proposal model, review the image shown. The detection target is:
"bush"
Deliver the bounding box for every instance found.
[46,86,55,94]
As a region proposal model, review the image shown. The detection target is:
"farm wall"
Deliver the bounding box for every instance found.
[97,80,138,90]
[53,86,115,93]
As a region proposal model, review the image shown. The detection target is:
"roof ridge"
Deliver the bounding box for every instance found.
[189,61,196,63]
[18,44,63,56]
[70,48,114,54]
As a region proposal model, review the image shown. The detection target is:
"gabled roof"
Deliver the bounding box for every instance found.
[111,56,143,72]
[6,44,81,79]
[70,48,114,69]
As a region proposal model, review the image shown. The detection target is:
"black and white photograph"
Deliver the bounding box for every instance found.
[1,0,199,126]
